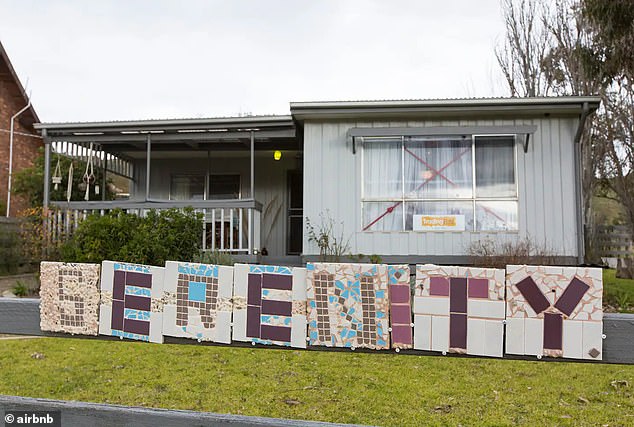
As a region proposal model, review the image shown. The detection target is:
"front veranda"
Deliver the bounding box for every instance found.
[35,116,303,259]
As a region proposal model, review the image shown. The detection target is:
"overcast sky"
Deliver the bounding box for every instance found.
[0,0,509,122]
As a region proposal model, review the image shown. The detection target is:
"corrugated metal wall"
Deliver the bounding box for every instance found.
[302,117,579,258]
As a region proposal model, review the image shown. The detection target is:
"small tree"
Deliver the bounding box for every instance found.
[305,211,351,262]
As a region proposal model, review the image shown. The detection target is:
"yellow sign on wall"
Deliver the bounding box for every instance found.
[413,214,465,231]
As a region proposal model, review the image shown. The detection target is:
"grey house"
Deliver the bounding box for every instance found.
[35,96,599,265]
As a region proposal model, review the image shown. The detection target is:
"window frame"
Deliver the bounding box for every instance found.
[360,134,519,232]
[169,173,207,201]
[208,173,242,200]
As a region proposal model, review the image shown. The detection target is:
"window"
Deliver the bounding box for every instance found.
[170,174,205,200]
[362,135,518,232]
[208,174,241,200]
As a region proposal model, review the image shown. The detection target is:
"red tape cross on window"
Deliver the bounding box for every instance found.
[363,145,509,231]
[363,147,471,231]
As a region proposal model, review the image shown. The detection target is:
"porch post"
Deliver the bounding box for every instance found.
[145,134,151,201]
[250,131,254,199]
[250,130,255,254]
[101,151,107,201]
[43,130,51,209]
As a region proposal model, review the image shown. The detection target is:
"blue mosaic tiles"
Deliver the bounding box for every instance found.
[232,264,307,348]
[306,263,391,350]
[162,261,234,343]
[99,261,165,344]
[188,281,207,302]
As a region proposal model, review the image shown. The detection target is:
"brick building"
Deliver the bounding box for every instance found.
[0,40,41,216]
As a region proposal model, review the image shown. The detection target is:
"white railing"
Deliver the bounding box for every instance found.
[47,199,263,254]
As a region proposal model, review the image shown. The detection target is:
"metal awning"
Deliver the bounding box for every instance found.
[34,115,299,152]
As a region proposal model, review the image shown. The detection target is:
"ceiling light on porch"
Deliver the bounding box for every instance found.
[274,150,282,161]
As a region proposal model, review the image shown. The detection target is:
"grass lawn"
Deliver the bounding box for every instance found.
[0,338,633,426]
[604,268,634,313]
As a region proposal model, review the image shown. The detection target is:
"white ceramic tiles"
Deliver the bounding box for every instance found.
[162,261,233,343]
[506,265,603,360]
[232,264,307,348]
[98,261,165,343]
[413,265,505,357]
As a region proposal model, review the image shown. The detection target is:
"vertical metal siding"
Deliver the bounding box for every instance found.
[303,117,580,258]
[130,154,293,257]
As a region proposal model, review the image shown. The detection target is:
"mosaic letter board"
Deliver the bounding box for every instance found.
[306,263,390,350]
[506,265,603,360]
[388,265,413,349]
[99,261,165,343]
[40,262,101,335]
[232,264,307,348]
[162,261,233,343]
[413,265,505,357]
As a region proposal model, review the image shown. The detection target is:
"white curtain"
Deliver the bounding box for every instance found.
[475,136,516,198]
[404,137,473,199]
[361,135,518,232]
[363,138,403,230]
[476,201,518,231]
[170,175,205,200]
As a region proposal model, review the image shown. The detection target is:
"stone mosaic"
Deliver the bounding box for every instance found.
[306,263,390,350]
[98,260,165,343]
[232,264,307,348]
[505,265,603,360]
[162,261,233,343]
[413,265,505,357]
[388,265,413,349]
[39,262,101,335]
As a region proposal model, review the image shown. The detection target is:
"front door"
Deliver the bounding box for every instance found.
[287,170,303,255]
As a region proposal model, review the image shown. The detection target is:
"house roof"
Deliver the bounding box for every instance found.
[34,114,294,133]
[34,96,602,138]
[289,96,602,121]
[35,114,298,153]
[0,40,39,127]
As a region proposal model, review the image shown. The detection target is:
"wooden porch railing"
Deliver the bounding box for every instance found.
[47,199,262,254]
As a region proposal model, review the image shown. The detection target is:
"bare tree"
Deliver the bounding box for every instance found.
[495,0,553,97]
[496,0,611,262]
[539,0,609,259]
[541,0,605,95]
[579,0,634,274]
[595,78,634,253]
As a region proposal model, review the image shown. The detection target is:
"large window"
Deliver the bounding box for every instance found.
[169,173,241,200]
[362,135,518,232]
[208,174,241,200]
[170,174,205,200]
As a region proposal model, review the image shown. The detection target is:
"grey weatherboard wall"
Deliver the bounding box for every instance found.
[132,151,300,257]
[302,117,580,260]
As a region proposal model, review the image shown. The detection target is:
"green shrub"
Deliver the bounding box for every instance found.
[61,208,203,265]
[0,227,19,275]
[193,249,234,266]
[12,281,29,297]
